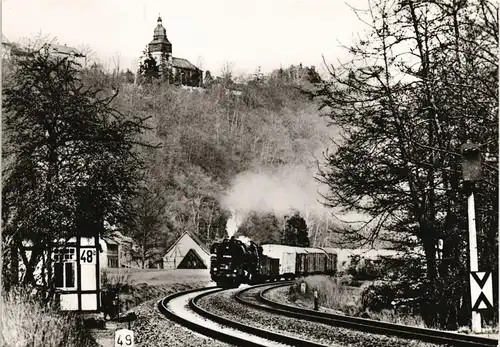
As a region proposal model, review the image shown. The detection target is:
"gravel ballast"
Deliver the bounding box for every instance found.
[168,288,290,347]
[131,296,233,347]
[197,285,448,347]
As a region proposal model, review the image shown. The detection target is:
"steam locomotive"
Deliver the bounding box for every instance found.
[210,236,338,288]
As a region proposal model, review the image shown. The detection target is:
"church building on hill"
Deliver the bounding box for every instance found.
[145,16,203,87]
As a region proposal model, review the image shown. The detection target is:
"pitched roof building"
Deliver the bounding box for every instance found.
[100,230,139,269]
[163,231,211,269]
[2,34,86,65]
[145,16,203,87]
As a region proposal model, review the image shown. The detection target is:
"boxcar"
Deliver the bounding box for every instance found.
[258,254,280,280]
[318,249,326,273]
[259,255,271,277]
[302,248,314,274]
[303,248,327,274]
[261,244,296,279]
[295,247,308,276]
[321,248,338,275]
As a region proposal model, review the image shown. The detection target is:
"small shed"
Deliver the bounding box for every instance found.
[163,232,210,269]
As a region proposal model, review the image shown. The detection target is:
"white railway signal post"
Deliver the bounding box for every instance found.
[461,143,492,333]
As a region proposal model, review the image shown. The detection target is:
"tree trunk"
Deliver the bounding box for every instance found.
[142,243,146,269]
[420,220,439,328]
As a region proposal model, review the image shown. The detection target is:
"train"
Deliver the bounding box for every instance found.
[209,236,338,288]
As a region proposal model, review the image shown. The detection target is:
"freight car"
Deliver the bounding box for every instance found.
[210,239,338,288]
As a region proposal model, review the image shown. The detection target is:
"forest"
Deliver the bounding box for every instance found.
[2,48,341,274]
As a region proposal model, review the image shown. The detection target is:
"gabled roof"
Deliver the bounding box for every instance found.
[172,57,199,71]
[178,248,208,269]
[164,231,210,256]
[102,230,133,246]
[46,44,85,57]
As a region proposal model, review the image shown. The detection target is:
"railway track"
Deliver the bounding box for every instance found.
[158,285,330,347]
[235,282,498,347]
[158,282,497,347]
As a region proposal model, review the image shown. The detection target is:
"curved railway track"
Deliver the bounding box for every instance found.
[158,285,330,347]
[235,282,498,347]
[158,282,497,347]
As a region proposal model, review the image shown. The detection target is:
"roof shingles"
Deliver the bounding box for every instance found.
[172,57,199,70]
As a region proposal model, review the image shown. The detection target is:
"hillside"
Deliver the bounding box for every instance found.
[109,68,343,252]
[1,53,376,261]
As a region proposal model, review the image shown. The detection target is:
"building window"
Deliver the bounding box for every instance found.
[108,256,118,268]
[53,248,76,289]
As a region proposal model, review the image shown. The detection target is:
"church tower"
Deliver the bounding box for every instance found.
[148,15,172,76]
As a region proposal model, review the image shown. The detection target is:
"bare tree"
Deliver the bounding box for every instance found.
[112,51,121,75]
[196,56,205,71]
[220,60,235,86]
[314,0,498,329]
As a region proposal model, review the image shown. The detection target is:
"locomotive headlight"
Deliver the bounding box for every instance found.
[213,268,218,271]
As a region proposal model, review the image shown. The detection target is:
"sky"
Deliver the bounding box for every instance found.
[2,0,370,77]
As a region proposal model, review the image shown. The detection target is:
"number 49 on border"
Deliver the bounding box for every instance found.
[115,329,134,347]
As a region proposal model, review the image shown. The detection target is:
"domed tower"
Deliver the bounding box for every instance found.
[148,15,173,75]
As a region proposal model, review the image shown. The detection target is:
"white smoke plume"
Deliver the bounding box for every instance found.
[221,164,331,229]
[237,235,252,245]
[226,208,244,238]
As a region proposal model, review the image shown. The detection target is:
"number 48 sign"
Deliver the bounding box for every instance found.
[115,329,134,347]
[80,249,96,264]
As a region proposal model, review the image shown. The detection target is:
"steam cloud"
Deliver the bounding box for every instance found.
[236,235,252,245]
[226,208,244,238]
[221,164,332,236]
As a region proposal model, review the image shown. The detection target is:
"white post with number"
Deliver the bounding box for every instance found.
[461,143,482,334]
[115,329,134,347]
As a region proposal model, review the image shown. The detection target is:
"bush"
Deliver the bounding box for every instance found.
[1,287,98,347]
[335,272,363,287]
[347,255,386,281]
[292,276,363,315]
[101,269,138,313]
[101,268,135,293]
[360,280,398,312]
[360,280,421,315]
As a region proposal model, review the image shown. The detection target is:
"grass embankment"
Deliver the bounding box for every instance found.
[102,268,212,311]
[1,288,98,347]
[290,276,499,337]
[0,269,211,347]
[289,275,427,328]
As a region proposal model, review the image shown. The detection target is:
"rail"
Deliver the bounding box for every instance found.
[158,285,328,347]
[235,282,498,347]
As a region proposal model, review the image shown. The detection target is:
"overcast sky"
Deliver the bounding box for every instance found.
[2,0,370,77]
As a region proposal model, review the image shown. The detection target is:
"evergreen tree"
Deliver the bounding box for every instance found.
[306,66,322,84]
[237,212,281,244]
[204,70,214,88]
[139,47,160,84]
[124,69,135,84]
[282,211,310,247]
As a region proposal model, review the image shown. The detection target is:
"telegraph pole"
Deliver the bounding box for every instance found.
[461,143,482,333]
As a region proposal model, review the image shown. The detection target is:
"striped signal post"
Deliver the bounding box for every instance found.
[461,143,482,333]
